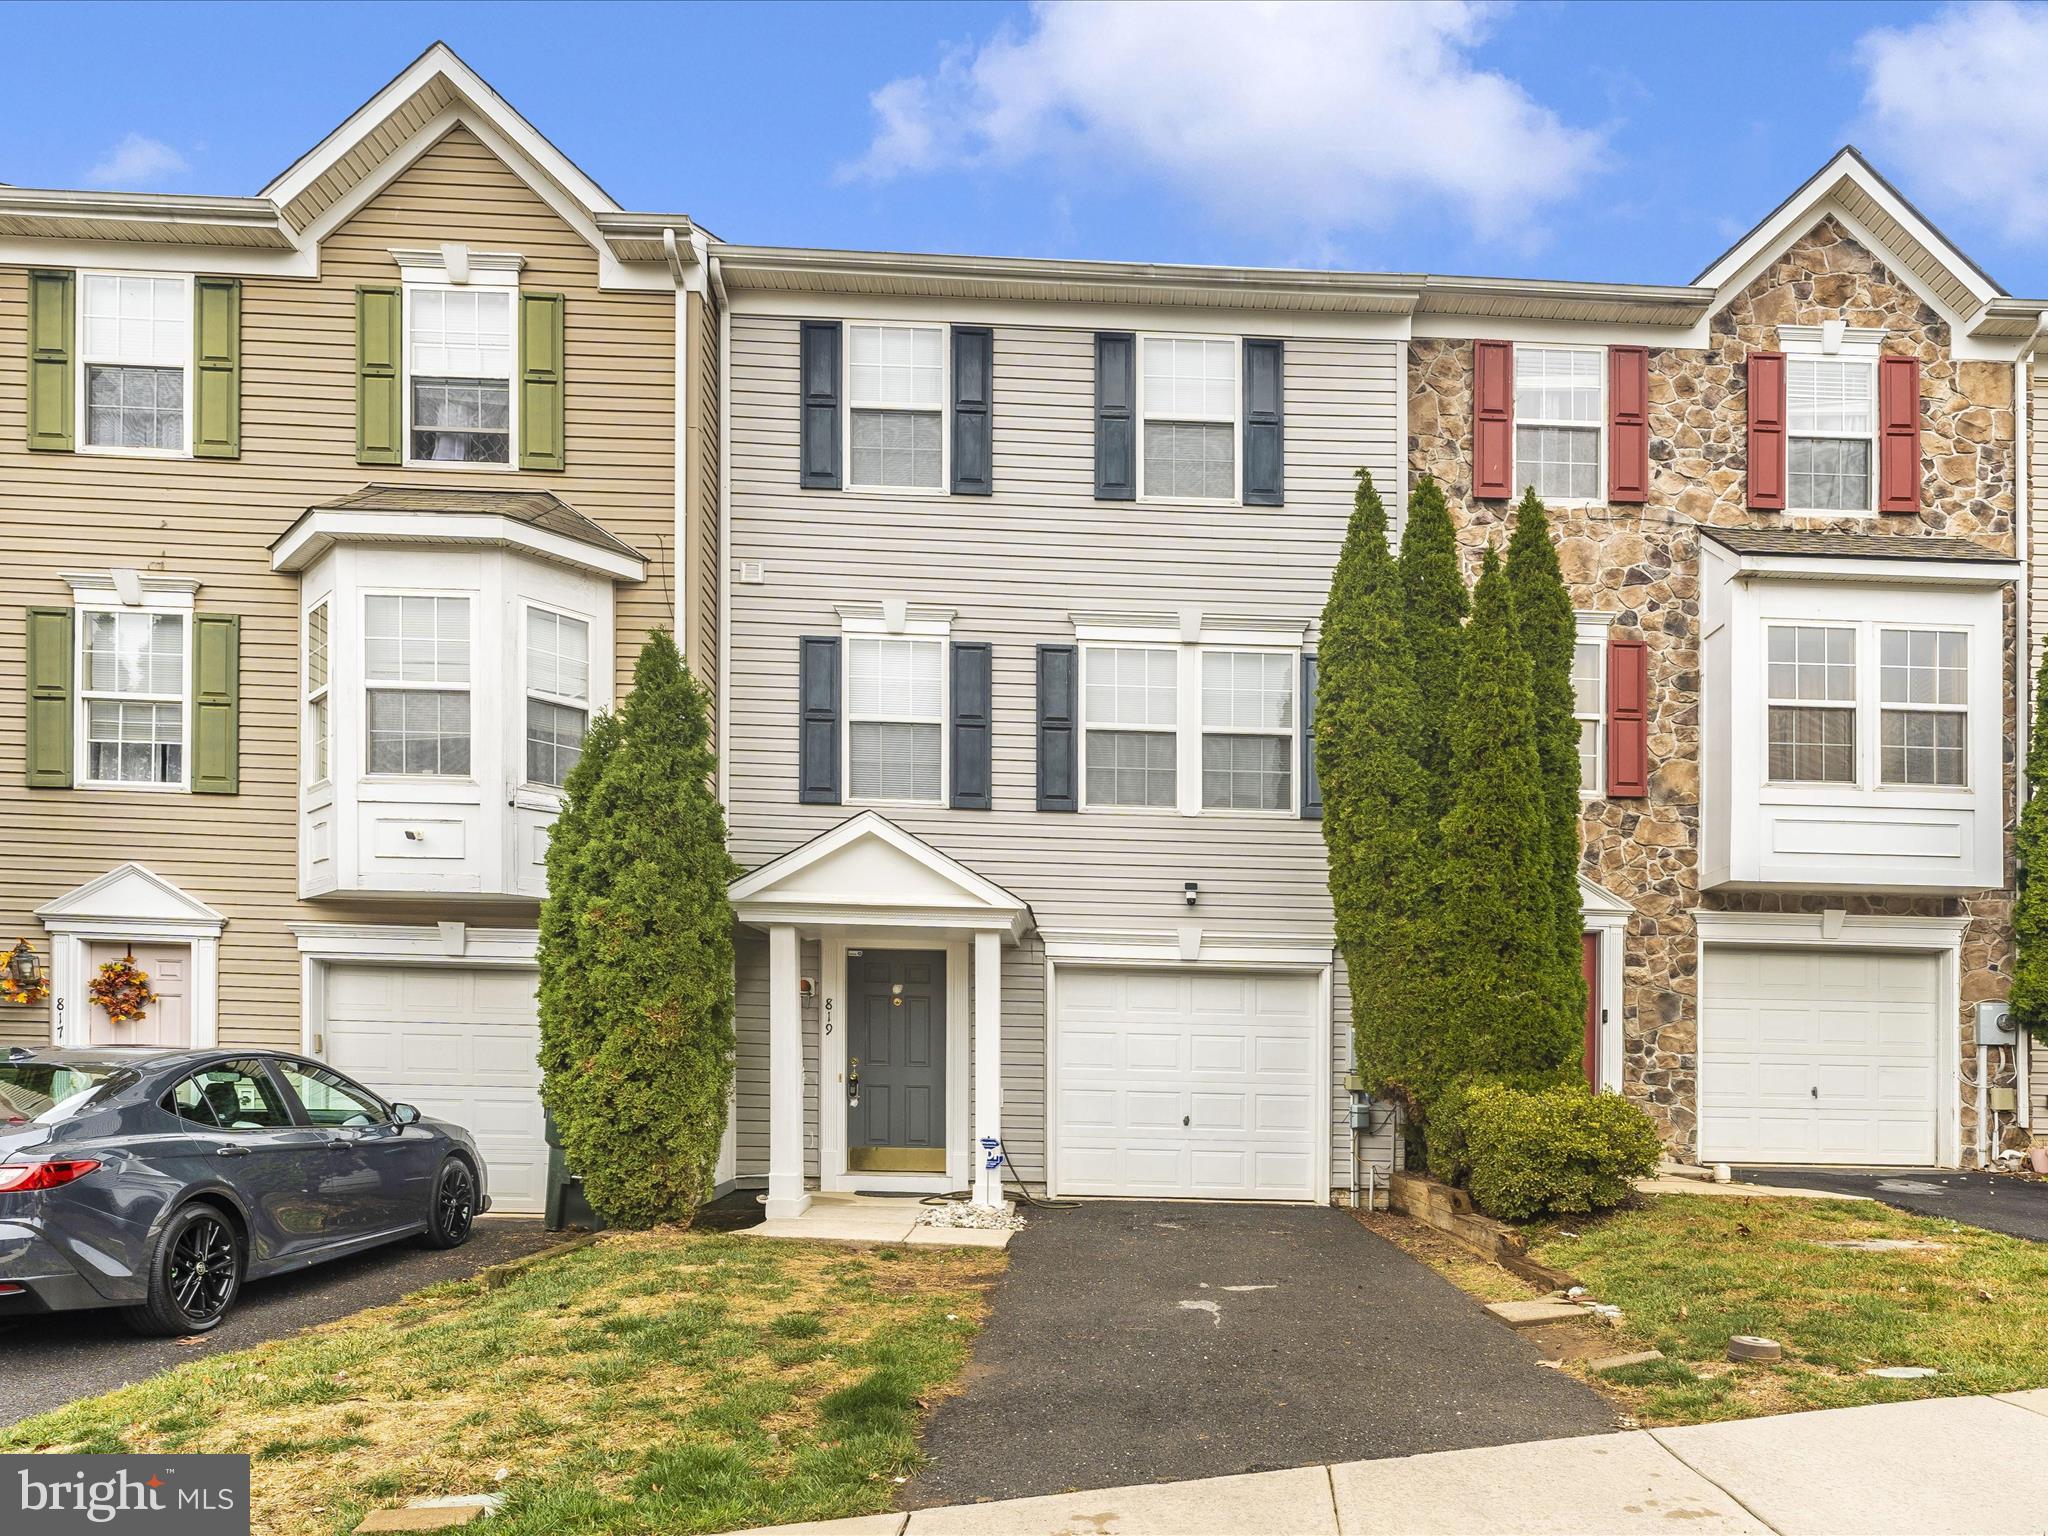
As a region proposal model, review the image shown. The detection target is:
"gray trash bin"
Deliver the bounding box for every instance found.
[542,1108,604,1232]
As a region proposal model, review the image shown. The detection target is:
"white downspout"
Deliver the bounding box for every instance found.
[711,254,731,809]
[2020,342,2035,1133]
[665,228,690,658]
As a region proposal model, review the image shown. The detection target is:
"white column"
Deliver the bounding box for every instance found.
[765,923,810,1220]
[972,929,1005,1208]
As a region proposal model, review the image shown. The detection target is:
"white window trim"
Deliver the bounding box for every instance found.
[1780,323,1885,519]
[1759,619,1974,796]
[838,604,953,809]
[1762,621,1859,790]
[399,275,520,473]
[841,319,950,496]
[360,588,478,783]
[75,269,194,460]
[1574,612,1614,800]
[73,596,193,794]
[305,599,332,790]
[1511,342,1606,507]
[1075,617,1303,819]
[1877,626,1971,791]
[1136,332,1241,507]
[519,598,596,796]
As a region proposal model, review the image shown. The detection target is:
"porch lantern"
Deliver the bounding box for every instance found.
[6,941,40,990]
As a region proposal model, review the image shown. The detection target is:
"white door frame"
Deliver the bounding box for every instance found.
[1693,909,1966,1168]
[818,928,971,1196]
[1041,934,1335,1204]
[36,863,227,1049]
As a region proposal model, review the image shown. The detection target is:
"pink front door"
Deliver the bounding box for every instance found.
[85,942,190,1047]
[1581,932,1600,1090]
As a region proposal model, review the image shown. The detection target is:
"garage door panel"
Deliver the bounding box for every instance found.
[1054,967,1320,1202]
[1702,946,1940,1168]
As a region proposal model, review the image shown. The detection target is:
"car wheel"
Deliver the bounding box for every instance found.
[420,1157,477,1249]
[123,1204,242,1337]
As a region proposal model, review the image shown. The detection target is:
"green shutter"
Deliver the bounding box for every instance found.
[191,614,240,795]
[192,277,241,459]
[26,271,74,453]
[25,607,72,787]
[355,285,402,465]
[518,291,565,471]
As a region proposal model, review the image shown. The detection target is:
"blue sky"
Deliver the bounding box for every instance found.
[7,1,2048,293]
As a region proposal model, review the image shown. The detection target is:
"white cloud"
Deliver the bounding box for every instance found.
[83,134,191,191]
[1857,1,2048,243]
[844,1,1605,246]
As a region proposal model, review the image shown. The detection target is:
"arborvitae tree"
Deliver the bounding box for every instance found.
[538,631,737,1227]
[1504,488,1589,1045]
[1399,475,1469,822]
[2013,644,2048,1031]
[1430,550,1581,1098]
[1317,470,1431,1101]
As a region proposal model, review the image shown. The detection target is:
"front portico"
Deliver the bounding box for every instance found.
[729,812,1032,1220]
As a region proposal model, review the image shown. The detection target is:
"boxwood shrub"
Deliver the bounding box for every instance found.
[1457,1081,1662,1221]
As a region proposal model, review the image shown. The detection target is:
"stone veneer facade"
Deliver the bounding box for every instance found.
[1409,216,2020,1157]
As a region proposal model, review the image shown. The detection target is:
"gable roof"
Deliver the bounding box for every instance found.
[37,863,227,930]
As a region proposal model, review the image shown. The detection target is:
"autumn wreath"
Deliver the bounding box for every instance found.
[89,955,155,1026]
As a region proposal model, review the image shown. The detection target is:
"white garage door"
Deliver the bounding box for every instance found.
[324,964,548,1214]
[1054,967,1321,1201]
[1700,947,1941,1167]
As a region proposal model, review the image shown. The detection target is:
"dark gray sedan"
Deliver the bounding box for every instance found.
[0,1047,486,1335]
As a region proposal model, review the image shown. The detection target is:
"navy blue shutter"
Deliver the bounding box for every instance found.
[1037,644,1078,812]
[950,642,993,809]
[1243,338,1285,506]
[1094,333,1135,500]
[797,636,841,803]
[1300,653,1321,820]
[799,321,842,489]
[952,326,993,496]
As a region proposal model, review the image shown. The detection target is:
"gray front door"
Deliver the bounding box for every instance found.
[848,950,946,1173]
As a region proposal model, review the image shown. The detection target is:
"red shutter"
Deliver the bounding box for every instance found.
[1878,354,1923,515]
[1473,339,1513,499]
[1607,345,1649,504]
[1605,635,1649,799]
[1746,350,1786,511]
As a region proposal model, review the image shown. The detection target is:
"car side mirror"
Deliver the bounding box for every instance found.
[392,1103,421,1126]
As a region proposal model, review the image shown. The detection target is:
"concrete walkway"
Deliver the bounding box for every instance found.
[734,1392,2048,1535]
[734,1192,1012,1248]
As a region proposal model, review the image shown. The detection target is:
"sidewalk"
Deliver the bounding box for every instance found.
[739,1391,2048,1535]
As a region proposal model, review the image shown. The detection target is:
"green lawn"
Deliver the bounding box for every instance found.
[1527,1194,2048,1424]
[1,1231,1006,1536]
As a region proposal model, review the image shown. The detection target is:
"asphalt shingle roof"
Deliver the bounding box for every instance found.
[1700,527,2015,564]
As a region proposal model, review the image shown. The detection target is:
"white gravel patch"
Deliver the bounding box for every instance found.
[917,1201,1025,1231]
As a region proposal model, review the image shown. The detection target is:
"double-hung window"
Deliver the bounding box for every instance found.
[1200,651,1293,810]
[1571,626,1607,794]
[846,636,944,802]
[305,602,331,786]
[847,324,944,489]
[525,608,591,788]
[408,287,513,464]
[1786,355,1875,513]
[1765,624,1856,784]
[1140,338,1236,500]
[1879,629,1967,787]
[80,609,186,787]
[364,595,471,776]
[1083,646,1178,808]
[1514,347,1601,501]
[80,273,188,454]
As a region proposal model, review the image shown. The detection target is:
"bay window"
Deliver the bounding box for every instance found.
[80,610,185,786]
[846,636,944,803]
[1140,337,1236,500]
[408,287,513,464]
[847,324,944,489]
[1879,629,1967,787]
[364,595,471,776]
[80,273,188,453]
[305,602,330,785]
[1513,346,1601,502]
[1786,355,1875,513]
[1083,646,1178,808]
[1199,650,1292,810]
[525,607,591,789]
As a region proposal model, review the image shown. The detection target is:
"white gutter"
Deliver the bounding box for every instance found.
[712,252,732,810]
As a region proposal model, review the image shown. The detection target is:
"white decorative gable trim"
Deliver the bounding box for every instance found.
[730,811,1032,940]
[36,865,224,1049]
[37,863,226,933]
[1577,876,1634,917]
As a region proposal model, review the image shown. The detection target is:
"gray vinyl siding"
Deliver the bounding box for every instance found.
[727,313,1402,1194]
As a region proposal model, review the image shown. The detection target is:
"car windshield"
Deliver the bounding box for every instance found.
[0,1062,137,1126]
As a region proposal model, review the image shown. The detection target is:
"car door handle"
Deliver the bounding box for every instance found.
[326,1138,354,1151]
[214,1145,250,1159]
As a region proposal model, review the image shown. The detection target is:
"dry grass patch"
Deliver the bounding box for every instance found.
[1,1231,1004,1535]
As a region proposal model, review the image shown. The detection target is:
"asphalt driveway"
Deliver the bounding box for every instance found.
[905,1200,1616,1508]
[0,1217,560,1427]
[1744,1167,2048,1242]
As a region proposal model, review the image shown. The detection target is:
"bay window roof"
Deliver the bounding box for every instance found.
[269,484,646,581]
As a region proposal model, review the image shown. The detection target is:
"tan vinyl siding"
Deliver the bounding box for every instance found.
[0,126,676,1051]
[725,313,1402,1188]
[685,288,721,694]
